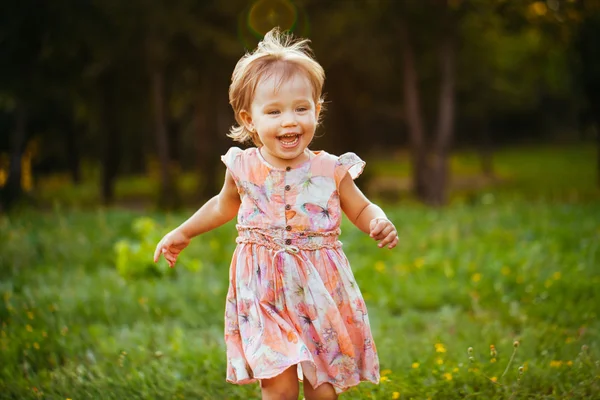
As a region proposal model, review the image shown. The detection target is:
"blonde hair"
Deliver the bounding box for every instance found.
[228,28,325,146]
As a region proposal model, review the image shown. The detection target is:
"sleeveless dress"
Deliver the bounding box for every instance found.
[221,146,380,394]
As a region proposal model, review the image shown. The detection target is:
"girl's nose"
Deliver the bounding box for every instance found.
[281,112,298,127]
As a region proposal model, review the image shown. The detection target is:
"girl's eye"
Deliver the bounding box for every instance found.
[267,110,280,115]
[296,107,307,112]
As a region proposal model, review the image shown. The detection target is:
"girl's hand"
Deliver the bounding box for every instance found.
[153,229,191,268]
[369,218,398,249]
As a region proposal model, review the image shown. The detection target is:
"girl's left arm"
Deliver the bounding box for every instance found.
[339,174,398,249]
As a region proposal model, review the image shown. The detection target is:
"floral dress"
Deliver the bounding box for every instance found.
[221,146,379,394]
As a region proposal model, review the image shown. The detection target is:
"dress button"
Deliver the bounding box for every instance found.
[285,204,291,210]
[285,185,291,191]
[285,239,292,245]
[286,225,292,231]
[286,166,291,171]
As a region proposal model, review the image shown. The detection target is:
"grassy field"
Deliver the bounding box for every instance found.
[1,144,599,399]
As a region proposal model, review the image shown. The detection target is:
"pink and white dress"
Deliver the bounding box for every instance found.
[221,146,379,393]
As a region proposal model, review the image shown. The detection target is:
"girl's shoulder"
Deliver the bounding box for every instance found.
[311,150,366,185]
[221,146,262,182]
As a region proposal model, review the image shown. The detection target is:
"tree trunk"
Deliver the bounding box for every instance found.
[100,72,119,205]
[66,120,81,184]
[151,69,179,209]
[400,21,430,201]
[1,100,27,211]
[429,28,456,206]
[196,75,220,202]
[595,106,600,187]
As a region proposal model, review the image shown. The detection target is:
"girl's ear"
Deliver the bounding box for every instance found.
[239,110,254,132]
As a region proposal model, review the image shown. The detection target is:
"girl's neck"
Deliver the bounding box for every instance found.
[258,147,312,169]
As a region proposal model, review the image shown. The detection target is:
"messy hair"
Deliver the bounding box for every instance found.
[228,28,325,146]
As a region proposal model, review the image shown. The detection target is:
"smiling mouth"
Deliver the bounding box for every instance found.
[278,134,300,147]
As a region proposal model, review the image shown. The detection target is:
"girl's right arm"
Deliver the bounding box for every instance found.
[153,169,241,267]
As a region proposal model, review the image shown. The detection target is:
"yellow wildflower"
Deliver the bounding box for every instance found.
[567,361,573,366]
[553,272,561,280]
[453,367,459,373]
[375,261,385,273]
[550,360,563,368]
[412,362,420,369]
[491,358,497,363]
[26,325,33,333]
[435,343,447,353]
[414,258,425,269]
[380,376,389,382]
[392,392,400,399]
[33,342,39,350]
[443,372,452,381]
[381,369,392,376]
[436,358,444,365]
[490,376,498,383]
[471,273,482,283]
[27,311,34,320]
[501,266,511,276]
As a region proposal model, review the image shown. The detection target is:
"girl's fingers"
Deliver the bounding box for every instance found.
[373,224,394,240]
[370,220,387,238]
[387,235,399,249]
[378,229,398,248]
[153,241,164,262]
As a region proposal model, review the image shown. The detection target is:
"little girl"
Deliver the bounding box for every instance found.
[154,28,398,400]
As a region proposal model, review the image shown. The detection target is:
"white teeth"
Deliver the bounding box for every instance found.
[279,134,299,147]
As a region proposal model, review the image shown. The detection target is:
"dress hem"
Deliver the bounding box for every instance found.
[226,359,380,394]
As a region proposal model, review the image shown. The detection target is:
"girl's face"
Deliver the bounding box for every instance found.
[240,71,321,168]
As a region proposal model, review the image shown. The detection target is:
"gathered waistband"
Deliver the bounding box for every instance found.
[235,224,342,251]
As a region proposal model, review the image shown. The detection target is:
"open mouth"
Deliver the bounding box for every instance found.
[278,134,300,148]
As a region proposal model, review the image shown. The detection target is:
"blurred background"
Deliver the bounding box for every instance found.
[2,1,600,399]
[1,0,598,210]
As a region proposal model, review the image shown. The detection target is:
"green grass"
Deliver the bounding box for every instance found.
[1,144,600,399]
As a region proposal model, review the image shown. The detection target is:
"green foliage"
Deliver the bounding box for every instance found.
[1,147,599,399]
[114,217,207,279]
[114,217,169,279]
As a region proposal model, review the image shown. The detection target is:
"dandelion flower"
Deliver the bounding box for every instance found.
[375,261,385,273]
[33,342,39,350]
[26,325,33,333]
[443,373,452,381]
[380,376,389,382]
[490,376,497,383]
[567,361,573,366]
[550,360,563,368]
[414,258,425,269]
[435,343,447,353]
[412,362,420,369]
[436,358,444,365]
[553,272,561,280]
[471,273,482,283]
[392,392,400,399]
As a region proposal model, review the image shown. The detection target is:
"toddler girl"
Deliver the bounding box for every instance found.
[154,28,398,400]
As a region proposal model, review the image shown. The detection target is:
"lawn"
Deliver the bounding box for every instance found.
[1,144,599,399]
